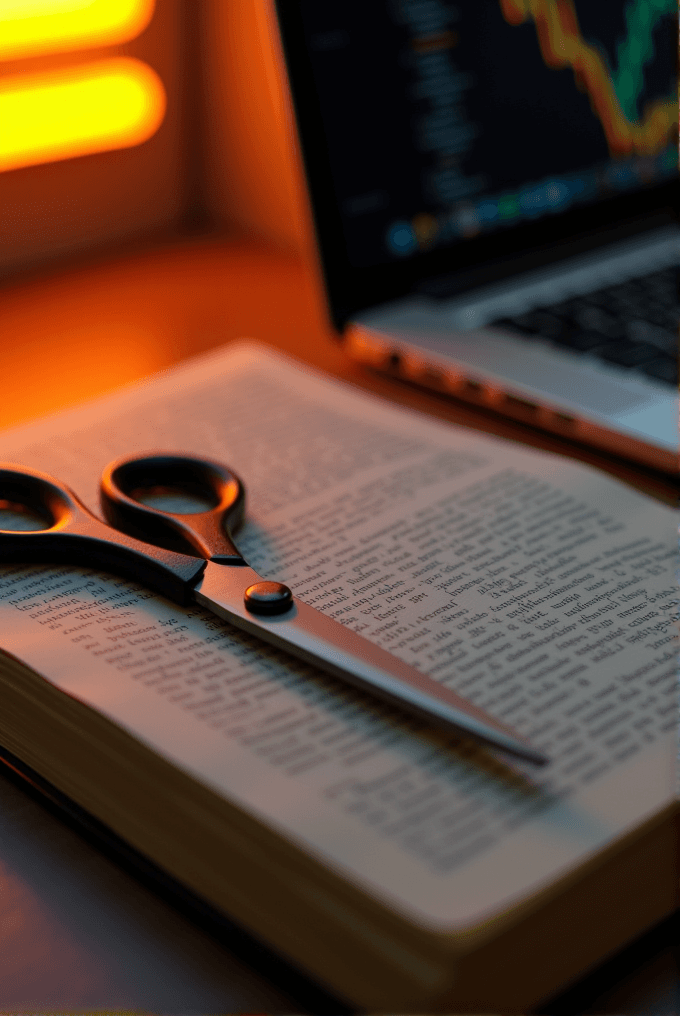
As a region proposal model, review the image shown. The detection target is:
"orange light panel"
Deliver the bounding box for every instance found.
[0,0,155,60]
[0,58,166,172]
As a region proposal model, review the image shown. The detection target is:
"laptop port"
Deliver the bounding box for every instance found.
[421,367,444,387]
[504,394,538,413]
[388,351,402,370]
[464,378,484,393]
[553,411,576,426]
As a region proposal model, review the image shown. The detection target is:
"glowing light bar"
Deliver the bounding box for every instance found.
[0,58,166,172]
[0,0,155,60]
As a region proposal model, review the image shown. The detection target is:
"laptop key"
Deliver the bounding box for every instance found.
[573,306,625,338]
[627,320,677,353]
[596,342,662,367]
[649,312,678,331]
[637,357,678,386]
[553,329,608,352]
[495,312,566,339]
[523,311,567,338]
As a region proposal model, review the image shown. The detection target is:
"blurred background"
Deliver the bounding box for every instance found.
[0,0,312,271]
[0,0,335,431]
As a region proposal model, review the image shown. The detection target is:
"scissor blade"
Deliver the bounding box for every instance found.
[194,562,548,766]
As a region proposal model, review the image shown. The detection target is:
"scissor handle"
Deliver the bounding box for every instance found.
[100,453,247,564]
[0,464,206,604]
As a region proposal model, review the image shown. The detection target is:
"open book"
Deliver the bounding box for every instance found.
[0,343,676,1011]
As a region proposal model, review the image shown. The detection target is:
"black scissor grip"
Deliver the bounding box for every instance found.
[0,465,206,605]
[100,453,247,564]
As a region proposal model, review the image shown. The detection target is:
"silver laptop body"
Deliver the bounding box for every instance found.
[275,0,678,472]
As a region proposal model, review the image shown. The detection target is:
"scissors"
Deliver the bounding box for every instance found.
[0,454,547,765]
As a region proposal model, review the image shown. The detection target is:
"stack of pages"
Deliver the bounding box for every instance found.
[0,343,676,1010]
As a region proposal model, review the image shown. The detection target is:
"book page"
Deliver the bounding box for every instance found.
[0,342,676,928]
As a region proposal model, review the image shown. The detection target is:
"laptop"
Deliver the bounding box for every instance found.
[273,0,678,473]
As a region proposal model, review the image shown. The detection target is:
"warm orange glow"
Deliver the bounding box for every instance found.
[0,0,155,60]
[0,58,166,172]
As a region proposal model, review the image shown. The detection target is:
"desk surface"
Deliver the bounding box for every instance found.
[0,236,677,1012]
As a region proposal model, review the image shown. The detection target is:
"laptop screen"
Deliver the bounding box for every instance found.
[276,0,677,320]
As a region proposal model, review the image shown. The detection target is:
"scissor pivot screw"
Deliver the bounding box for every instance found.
[244,581,293,615]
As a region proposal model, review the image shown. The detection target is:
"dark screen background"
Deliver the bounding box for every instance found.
[301,0,675,267]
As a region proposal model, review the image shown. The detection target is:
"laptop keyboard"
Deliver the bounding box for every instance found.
[491,267,678,387]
